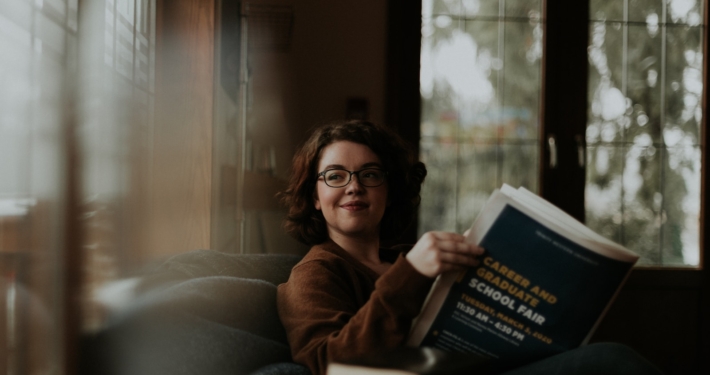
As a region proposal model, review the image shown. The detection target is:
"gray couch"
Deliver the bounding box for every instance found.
[80,250,310,375]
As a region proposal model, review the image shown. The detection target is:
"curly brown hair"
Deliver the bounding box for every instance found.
[280,119,427,245]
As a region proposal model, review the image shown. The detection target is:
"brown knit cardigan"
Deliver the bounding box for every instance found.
[276,241,434,375]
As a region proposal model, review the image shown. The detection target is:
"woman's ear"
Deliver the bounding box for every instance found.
[313,191,321,210]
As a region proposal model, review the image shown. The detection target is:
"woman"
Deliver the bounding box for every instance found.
[277,120,661,375]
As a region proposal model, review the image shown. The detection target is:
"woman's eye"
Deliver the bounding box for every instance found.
[327,173,344,180]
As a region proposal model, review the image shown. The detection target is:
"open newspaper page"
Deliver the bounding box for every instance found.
[407,185,638,370]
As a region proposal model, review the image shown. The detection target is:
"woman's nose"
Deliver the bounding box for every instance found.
[345,174,365,193]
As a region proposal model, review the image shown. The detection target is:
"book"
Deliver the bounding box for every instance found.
[406,184,639,371]
[326,347,491,375]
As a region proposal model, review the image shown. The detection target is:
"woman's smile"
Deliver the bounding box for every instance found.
[340,200,369,211]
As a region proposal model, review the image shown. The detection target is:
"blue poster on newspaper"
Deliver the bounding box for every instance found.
[419,205,632,369]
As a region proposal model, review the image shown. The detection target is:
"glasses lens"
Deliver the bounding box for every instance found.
[324,170,350,187]
[358,169,385,187]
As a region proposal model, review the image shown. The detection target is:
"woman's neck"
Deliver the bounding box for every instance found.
[329,232,381,265]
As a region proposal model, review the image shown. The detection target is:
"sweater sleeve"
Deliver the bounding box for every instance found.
[277,254,433,375]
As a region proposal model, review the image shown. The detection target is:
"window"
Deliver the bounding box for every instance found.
[0,0,156,372]
[418,0,704,268]
[419,0,543,234]
[408,2,708,371]
[586,0,703,266]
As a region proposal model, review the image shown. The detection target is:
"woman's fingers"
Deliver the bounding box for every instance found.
[422,231,483,255]
[436,240,484,255]
[429,231,467,242]
[406,231,485,278]
[438,251,480,267]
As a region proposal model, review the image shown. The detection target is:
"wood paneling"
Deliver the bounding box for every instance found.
[150,0,216,258]
[291,0,387,138]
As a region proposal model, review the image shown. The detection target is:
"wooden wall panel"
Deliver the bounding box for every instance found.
[150,0,216,259]
[290,0,387,140]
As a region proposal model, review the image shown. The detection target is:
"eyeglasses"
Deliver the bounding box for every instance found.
[317,168,387,188]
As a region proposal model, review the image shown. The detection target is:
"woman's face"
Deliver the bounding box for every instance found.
[314,141,388,241]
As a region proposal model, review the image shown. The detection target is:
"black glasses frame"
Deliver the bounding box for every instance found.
[317,168,388,188]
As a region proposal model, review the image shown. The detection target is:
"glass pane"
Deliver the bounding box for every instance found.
[464,0,500,17]
[419,140,458,233]
[620,145,662,265]
[666,0,703,25]
[590,0,623,21]
[457,142,499,232]
[662,145,701,266]
[502,19,542,140]
[587,0,703,267]
[501,143,539,192]
[421,13,468,139]
[431,0,464,16]
[457,20,500,138]
[505,0,542,18]
[665,25,702,142]
[428,0,504,17]
[625,24,662,142]
[420,6,542,237]
[588,21,626,143]
[628,0,664,23]
[585,145,625,244]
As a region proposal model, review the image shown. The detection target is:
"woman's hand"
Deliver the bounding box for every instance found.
[405,231,484,278]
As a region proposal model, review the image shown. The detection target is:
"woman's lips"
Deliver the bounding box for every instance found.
[341,201,369,211]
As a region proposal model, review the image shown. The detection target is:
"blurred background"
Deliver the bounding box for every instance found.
[0,0,708,374]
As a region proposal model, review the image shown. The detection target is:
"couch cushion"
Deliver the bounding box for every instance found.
[119,276,288,344]
[85,275,303,375]
[81,251,310,375]
[84,312,294,375]
[138,250,303,292]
